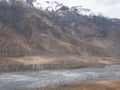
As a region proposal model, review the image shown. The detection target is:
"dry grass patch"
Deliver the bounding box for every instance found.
[0,55,119,68]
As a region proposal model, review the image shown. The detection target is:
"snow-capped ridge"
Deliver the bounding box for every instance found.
[33,1,64,11]
[33,0,100,17]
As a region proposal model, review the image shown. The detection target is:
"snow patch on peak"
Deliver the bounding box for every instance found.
[33,0,102,17]
[71,6,93,16]
[33,0,63,11]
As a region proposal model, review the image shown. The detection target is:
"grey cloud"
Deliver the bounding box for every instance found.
[97,0,120,5]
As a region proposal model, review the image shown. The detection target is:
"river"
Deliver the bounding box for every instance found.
[0,65,120,90]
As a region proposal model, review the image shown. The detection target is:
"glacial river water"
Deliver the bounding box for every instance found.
[0,65,120,90]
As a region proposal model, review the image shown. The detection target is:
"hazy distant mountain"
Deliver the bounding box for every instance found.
[0,0,120,58]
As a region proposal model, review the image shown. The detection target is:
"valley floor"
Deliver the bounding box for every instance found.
[0,55,119,72]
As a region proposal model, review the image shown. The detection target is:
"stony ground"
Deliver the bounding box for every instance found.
[20,80,120,90]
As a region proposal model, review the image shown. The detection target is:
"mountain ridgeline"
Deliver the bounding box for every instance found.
[0,0,120,58]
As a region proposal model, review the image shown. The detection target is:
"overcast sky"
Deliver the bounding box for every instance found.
[38,0,120,18]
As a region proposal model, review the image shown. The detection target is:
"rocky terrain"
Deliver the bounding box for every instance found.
[0,0,120,71]
[21,80,120,90]
[1,65,120,90]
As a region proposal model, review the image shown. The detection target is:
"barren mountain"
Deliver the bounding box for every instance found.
[0,0,120,71]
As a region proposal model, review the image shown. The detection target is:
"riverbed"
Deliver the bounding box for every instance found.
[0,65,120,90]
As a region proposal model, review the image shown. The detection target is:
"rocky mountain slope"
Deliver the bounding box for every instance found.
[0,0,110,57]
[33,0,120,58]
[0,0,120,71]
